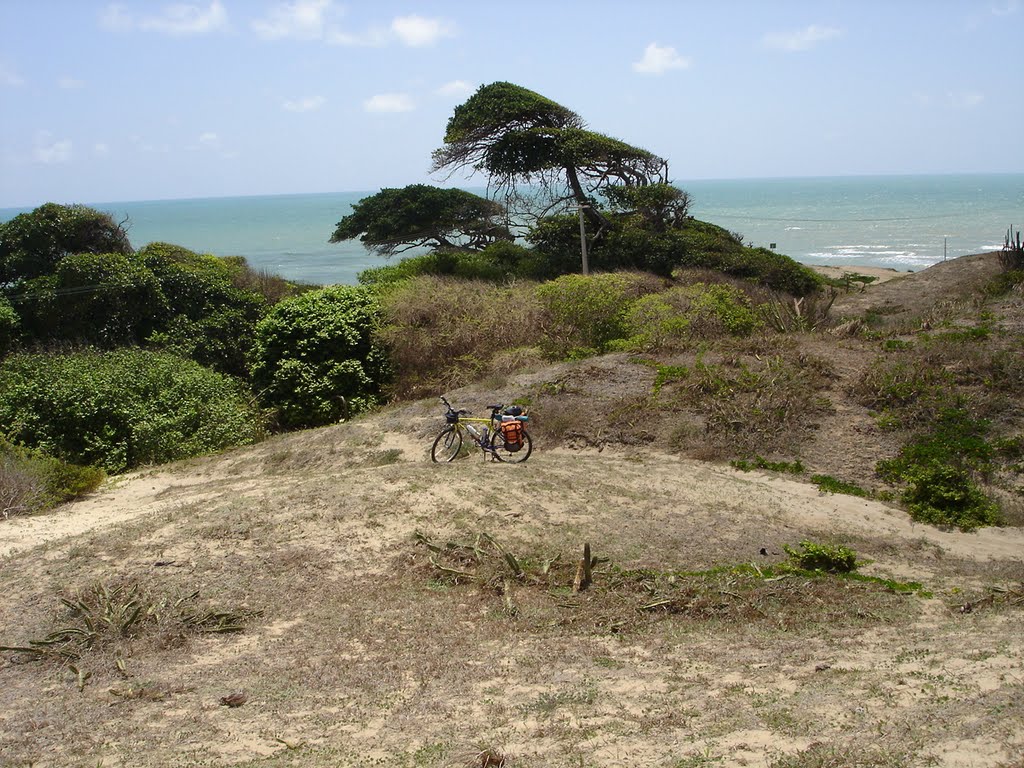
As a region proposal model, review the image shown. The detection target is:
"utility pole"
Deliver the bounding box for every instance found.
[577,203,589,275]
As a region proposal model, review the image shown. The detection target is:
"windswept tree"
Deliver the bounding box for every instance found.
[431,82,669,228]
[330,184,512,257]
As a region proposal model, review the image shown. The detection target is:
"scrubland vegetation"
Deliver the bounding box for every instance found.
[2,80,1022,768]
[2,82,1022,536]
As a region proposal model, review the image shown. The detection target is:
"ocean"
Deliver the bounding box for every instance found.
[2,174,1021,285]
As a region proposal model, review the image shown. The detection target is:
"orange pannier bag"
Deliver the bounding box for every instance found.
[499,417,524,452]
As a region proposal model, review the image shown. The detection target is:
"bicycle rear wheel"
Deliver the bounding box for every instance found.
[431,426,464,463]
[490,428,532,463]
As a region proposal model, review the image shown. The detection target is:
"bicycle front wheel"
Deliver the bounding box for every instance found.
[431,426,464,463]
[490,428,533,463]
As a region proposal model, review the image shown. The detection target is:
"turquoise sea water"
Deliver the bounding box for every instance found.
[2,174,1021,285]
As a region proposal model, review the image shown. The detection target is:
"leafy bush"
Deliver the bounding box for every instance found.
[783,541,859,574]
[896,464,1001,531]
[250,285,390,428]
[732,456,806,474]
[0,296,17,356]
[376,275,543,398]
[535,272,659,356]
[877,408,1003,531]
[1,437,104,518]
[0,202,132,285]
[812,474,871,498]
[139,243,268,376]
[16,251,166,347]
[0,349,266,473]
[358,244,537,287]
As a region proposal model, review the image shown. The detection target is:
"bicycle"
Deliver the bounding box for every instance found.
[431,396,533,464]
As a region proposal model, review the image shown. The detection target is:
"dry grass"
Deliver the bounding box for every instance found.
[2,424,1022,766]
[2,254,1024,767]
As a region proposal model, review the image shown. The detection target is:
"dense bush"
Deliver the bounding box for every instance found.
[877,408,1002,531]
[0,296,17,356]
[16,251,166,347]
[783,541,859,573]
[0,349,266,473]
[376,275,543,398]
[0,202,131,285]
[527,214,821,294]
[1,437,104,518]
[250,286,390,428]
[359,243,539,287]
[535,272,660,357]
[139,243,268,376]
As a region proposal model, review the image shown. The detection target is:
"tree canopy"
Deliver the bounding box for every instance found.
[330,185,512,257]
[431,82,668,225]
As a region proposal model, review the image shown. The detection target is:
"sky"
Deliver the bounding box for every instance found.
[1,0,1022,208]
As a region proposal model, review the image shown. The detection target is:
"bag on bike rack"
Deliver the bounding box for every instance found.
[499,416,524,452]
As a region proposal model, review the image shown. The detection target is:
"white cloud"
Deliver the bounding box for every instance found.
[391,15,454,46]
[1,64,25,87]
[101,1,228,36]
[364,93,414,113]
[58,77,86,89]
[34,134,72,165]
[144,1,227,35]
[763,24,842,52]
[632,43,691,74]
[94,143,111,157]
[253,0,329,40]
[914,89,985,110]
[99,4,133,31]
[436,80,474,98]
[283,95,326,112]
[198,131,220,145]
[947,90,985,109]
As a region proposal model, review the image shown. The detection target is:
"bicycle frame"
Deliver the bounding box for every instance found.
[432,396,532,463]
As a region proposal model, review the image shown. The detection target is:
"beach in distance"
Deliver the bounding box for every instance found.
[2,173,1020,286]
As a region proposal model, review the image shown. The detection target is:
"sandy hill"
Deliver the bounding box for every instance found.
[1,254,1022,768]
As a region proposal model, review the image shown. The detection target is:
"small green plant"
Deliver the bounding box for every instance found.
[811,474,871,498]
[782,541,859,574]
[0,580,261,678]
[878,407,1003,531]
[652,364,689,394]
[1,438,104,518]
[731,456,805,474]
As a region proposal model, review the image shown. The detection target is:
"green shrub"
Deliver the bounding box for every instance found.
[0,202,132,285]
[732,456,805,474]
[985,269,1024,296]
[358,246,528,287]
[877,407,1003,531]
[16,252,166,347]
[1,438,104,517]
[0,297,17,357]
[375,275,543,398]
[897,464,1001,531]
[249,285,390,428]
[139,243,269,376]
[811,474,871,498]
[621,294,690,349]
[0,349,265,473]
[535,273,651,356]
[783,541,858,574]
[683,283,760,336]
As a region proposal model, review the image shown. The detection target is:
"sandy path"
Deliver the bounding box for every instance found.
[5,446,1022,566]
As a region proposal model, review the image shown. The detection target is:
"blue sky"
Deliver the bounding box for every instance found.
[1,0,1022,208]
